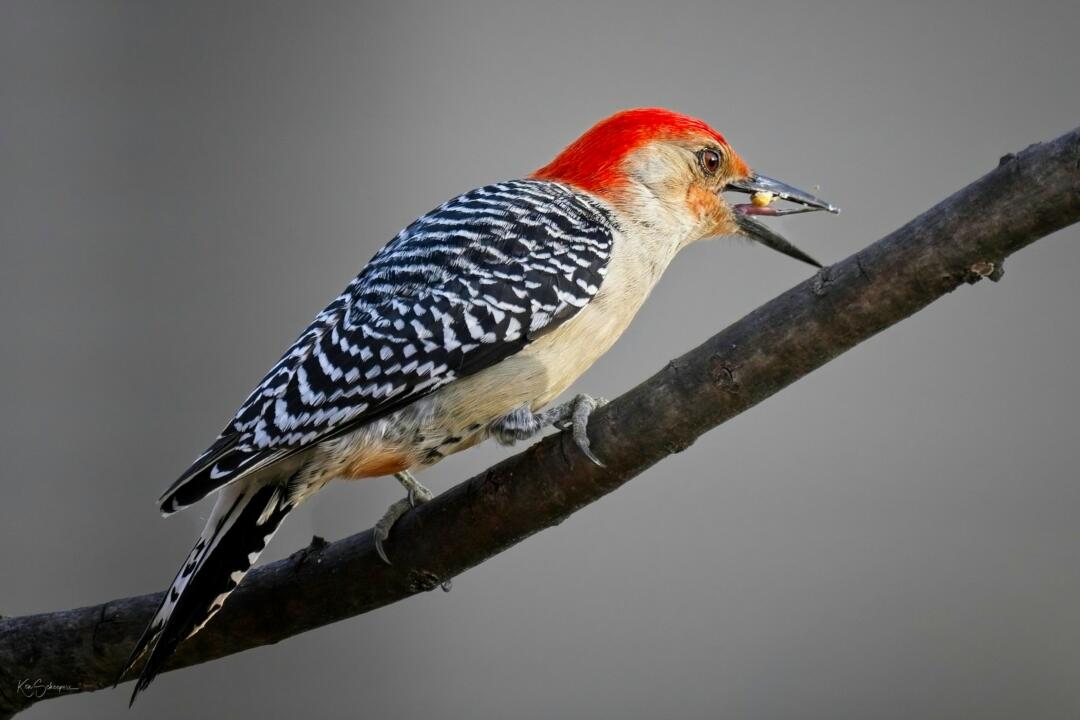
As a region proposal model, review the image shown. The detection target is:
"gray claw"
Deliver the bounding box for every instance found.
[576,437,605,467]
[374,530,392,566]
[570,394,607,467]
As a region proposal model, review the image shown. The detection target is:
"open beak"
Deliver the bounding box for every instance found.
[725,172,840,268]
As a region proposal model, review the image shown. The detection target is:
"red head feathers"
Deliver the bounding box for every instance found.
[532,108,745,198]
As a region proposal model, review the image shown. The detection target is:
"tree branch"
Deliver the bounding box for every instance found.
[2,126,1078,718]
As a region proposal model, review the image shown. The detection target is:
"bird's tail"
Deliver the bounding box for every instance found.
[118,478,296,705]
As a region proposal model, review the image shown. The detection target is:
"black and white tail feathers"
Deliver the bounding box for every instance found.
[119,479,296,705]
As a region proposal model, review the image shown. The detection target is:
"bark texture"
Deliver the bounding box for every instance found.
[1,126,1078,718]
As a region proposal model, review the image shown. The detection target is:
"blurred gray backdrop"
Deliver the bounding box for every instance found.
[2,1,1079,718]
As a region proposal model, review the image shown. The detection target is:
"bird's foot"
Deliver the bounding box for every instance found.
[539,393,608,467]
[374,470,433,566]
[488,393,608,466]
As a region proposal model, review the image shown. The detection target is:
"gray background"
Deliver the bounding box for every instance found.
[2,1,1079,718]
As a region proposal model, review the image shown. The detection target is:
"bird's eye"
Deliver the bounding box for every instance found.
[698,148,722,176]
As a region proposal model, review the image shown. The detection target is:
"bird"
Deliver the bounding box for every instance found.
[119,107,838,703]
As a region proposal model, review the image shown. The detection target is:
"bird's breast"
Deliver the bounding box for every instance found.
[315,226,677,480]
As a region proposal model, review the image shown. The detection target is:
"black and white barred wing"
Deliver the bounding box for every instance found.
[159,180,616,513]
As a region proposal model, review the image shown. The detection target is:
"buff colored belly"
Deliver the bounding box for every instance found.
[321,231,671,480]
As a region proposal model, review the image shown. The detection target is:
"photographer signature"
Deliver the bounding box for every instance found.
[16,678,79,698]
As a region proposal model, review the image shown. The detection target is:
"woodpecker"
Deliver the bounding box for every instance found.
[120,108,838,703]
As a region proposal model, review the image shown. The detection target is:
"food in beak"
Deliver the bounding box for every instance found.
[751,191,775,208]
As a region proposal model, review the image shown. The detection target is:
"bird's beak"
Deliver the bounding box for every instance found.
[725,172,840,268]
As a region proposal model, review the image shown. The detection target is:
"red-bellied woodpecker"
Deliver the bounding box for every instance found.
[120,108,838,702]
